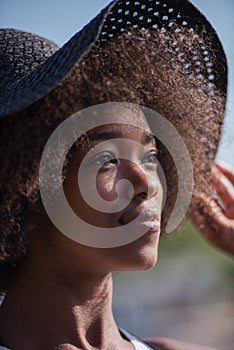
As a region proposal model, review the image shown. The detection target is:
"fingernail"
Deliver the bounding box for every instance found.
[211,165,219,175]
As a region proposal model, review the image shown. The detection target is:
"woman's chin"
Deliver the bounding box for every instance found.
[133,248,158,270]
[113,245,159,272]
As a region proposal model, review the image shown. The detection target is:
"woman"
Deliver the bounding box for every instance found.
[0,0,231,349]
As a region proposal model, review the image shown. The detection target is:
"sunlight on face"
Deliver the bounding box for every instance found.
[61,106,163,270]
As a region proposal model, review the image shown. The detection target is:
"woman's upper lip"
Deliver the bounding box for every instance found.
[119,209,160,225]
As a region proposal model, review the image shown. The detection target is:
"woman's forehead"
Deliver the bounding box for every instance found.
[76,103,151,132]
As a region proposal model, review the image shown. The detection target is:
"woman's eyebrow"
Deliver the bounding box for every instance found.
[86,130,157,145]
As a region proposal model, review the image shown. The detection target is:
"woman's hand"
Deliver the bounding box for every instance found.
[189,161,234,256]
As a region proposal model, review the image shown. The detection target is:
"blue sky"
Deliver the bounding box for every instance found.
[1,0,233,166]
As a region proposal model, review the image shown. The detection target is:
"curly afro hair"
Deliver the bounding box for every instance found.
[0,26,226,291]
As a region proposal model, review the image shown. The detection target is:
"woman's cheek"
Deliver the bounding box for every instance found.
[96,168,119,202]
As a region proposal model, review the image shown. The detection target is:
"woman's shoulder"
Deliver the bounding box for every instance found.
[145,338,218,350]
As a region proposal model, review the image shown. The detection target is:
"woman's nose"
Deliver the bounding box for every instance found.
[120,160,159,201]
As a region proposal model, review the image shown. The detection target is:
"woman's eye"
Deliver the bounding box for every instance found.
[93,152,118,166]
[142,152,158,164]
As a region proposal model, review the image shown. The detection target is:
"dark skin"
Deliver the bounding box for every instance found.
[0,118,163,350]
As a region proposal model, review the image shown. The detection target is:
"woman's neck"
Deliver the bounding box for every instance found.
[0,231,134,350]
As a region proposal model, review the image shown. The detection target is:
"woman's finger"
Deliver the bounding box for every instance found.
[214,161,234,184]
[225,206,234,220]
[212,165,234,210]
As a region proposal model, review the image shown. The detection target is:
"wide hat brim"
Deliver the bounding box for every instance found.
[0,0,227,119]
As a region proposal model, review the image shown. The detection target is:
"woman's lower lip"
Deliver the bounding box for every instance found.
[138,221,161,231]
[119,220,160,231]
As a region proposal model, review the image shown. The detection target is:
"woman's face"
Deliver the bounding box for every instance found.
[57,112,164,272]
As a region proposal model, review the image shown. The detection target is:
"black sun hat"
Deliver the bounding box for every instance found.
[0,0,227,119]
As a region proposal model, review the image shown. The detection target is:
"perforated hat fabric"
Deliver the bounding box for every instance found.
[0,0,227,119]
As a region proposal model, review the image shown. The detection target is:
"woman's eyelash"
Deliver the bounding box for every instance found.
[93,152,118,166]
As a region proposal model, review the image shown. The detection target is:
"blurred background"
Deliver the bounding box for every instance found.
[1,1,234,349]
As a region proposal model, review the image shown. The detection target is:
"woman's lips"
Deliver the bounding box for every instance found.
[119,209,160,228]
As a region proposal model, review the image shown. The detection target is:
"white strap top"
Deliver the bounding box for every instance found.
[120,328,155,350]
